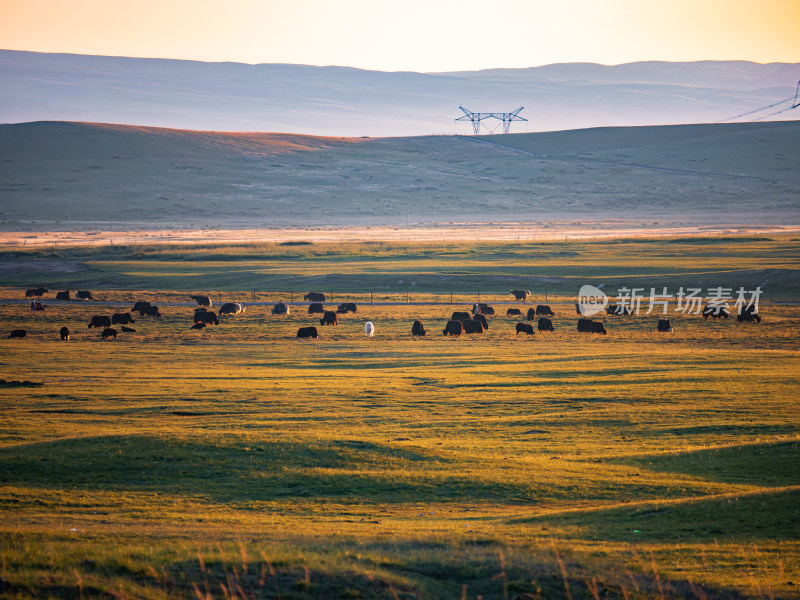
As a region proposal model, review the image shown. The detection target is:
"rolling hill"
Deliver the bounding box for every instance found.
[2,50,799,136]
[0,120,798,231]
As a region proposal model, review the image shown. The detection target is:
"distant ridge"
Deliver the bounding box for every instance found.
[1,50,799,136]
[1,120,797,230]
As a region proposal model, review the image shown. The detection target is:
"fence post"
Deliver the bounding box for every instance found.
[291,291,294,306]
[371,291,373,306]
[218,291,222,304]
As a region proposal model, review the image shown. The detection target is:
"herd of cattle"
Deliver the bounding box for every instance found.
[6,288,762,340]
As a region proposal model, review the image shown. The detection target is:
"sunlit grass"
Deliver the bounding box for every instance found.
[0,237,798,598]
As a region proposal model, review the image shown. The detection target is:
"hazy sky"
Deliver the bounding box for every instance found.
[1,0,798,72]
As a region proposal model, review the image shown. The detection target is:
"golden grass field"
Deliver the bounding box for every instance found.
[0,236,798,599]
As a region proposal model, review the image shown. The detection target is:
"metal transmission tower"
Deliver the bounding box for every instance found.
[456,106,527,134]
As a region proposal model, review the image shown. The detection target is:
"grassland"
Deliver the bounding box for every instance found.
[1,236,799,599]
[2,234,799,300]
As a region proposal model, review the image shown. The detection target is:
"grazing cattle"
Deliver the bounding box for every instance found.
[336,302,358,314]
[737,312,761,323]
[304,292,326,302]
[30,301,46,311]
[56,291,70,301]
[702,305,729,319]
[451,311,471,321]
[190,322,206,330]
[506,308,522,316]
[25,287,48,298]
[139,305,161,317]
[320,311,338,326]
[472,303,495,315]
[219,302,245,315]
[473,313,489,330]
[191,295,212,307]
[365,322,374,337]
[271,302,289,315]
[120,326,136,333]
[538,317,554,332]
[606,304,632,316]
[88,315,111,329]
[737,304,761,323]
[462,319,484,334]
[9,329,26,338]
[297,326,318,339]
[193,311,219,325]
[101,328,117,339]
[526,307,536,321]
[111,312,135,325]
[308,303,325,314]
[443,320,464,336]
[577,318,607,334]
[132,301,151,312]
[516,323,534,335]
[536,304,554,316]
[657,318,673,332]
[76,290,93,300]
[510,289,532,301]
[411,320,426,336]
[60,326,70,340]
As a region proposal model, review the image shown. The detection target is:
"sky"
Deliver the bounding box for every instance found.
[1,0,798,72]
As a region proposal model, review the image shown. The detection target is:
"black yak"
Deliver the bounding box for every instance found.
[516,323,534,335]
[88,315,111,329]
[411,320,426,336]
[443,320,464,336]
[538,317,554,332]
[320,311,338,326]
[577,318,606,334]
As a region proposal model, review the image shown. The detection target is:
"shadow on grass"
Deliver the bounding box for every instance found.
[513,487,800,544]
[618,440,799,486]
[0,434,536,504]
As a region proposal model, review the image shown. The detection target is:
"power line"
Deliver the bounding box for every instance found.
[718,80,800,123]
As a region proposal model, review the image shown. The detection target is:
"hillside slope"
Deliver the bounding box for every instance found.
[0,120,798,231]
